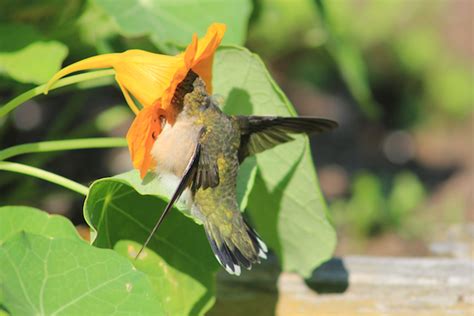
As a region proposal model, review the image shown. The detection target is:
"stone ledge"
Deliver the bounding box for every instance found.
[209,256,474,315]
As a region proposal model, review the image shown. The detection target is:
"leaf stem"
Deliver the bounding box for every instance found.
[0,69,115,117]
[0,138,127,161]
[0,162,88,195]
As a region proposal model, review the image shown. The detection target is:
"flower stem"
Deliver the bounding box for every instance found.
[0,69,115,117]
[0,137,127,161]
[0,162,88,195]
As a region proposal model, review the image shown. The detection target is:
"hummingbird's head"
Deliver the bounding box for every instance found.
[171,70,211,117]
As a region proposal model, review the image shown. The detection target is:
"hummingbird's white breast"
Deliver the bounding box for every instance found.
[150,114,205,222]
[151,114,201,178]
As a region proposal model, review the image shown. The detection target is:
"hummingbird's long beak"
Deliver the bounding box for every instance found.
[135,134,203,259]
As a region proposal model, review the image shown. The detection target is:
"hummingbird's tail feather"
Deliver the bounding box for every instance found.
[203,217,267,275]
[245,220,268,260]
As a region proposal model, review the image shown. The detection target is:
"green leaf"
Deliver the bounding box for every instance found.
[84,170,220,315]
[0,24,40,52]
[0,24,68,84]
[0,206,81,244]
[213,46,336,277]
[93,0,252,48]
[236,156,257,210]
[76,1,121,53]
[114,240,213,316]
[0,232,163,315]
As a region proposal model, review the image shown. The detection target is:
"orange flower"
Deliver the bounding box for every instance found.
[127,104,167,178]
[45,23,226,178]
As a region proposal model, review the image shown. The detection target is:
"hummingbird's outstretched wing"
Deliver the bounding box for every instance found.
[236,116,338,162]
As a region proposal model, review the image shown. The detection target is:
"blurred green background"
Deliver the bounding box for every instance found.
[0,0,472,261]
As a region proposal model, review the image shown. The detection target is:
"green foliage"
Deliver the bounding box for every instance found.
[0,70,114,117]
[332,171,426,238]
[0,206,80,242]
[235,156,257,210]
[341,172,384,236]
[0,0,85,36]
[76,1,120,53]
[247,0,380,119]
[321,0,473,120]
[249,0,472,122]
[394,27,473,118]
[388,171,426,228]
[0,206,163,315]
[0,24,68,84]
[1,234,163,315]
[93,0,252,48]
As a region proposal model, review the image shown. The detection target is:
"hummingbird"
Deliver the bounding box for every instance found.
[137,69,337,275]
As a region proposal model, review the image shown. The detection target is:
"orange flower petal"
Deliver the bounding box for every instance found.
[191,23,225,93]
[126,104,166,178]
[195,25,224,63]
[184,34,199,68]
[160,23,226,113]
[114,50,182,107]
[44,50,182,112]
[192,53,214,93]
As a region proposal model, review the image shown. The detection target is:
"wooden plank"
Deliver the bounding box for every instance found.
[208,256,474,315]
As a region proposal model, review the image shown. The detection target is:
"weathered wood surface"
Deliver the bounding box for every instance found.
[208,256,474,315]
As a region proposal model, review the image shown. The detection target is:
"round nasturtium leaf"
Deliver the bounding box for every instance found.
[0,232,163,315]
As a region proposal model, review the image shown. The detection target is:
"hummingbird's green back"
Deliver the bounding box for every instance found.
[180,78,266,275]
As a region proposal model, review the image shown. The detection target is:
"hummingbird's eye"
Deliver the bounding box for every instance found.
[201,97,211,110]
